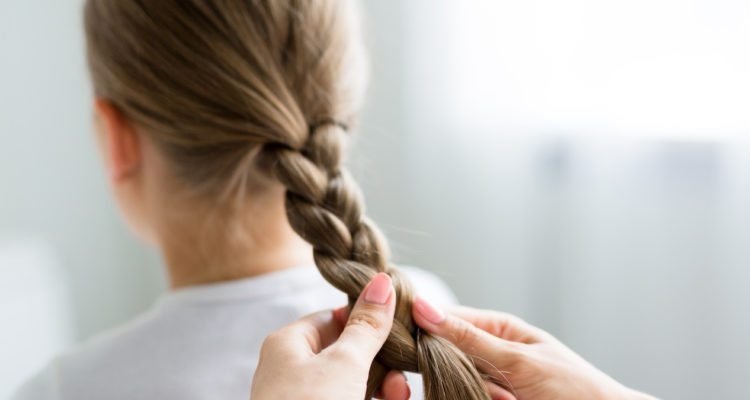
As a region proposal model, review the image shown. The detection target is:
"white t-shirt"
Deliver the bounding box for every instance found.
[12,265,456,400]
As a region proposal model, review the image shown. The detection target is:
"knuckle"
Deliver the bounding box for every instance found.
[450,319,480,351]
[261,330,285,348]
[486,311,519,336]
[347,310,386,335]
[497,312,520,329]
[261,331,284,351]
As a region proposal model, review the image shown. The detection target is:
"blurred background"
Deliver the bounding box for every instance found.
[2,0,749,398]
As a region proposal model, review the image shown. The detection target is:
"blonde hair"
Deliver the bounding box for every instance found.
[84,1,490,398]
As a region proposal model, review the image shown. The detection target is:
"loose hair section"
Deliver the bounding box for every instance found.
[84,0,491,398]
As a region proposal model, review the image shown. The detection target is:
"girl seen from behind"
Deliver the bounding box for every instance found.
[13,1,491,399]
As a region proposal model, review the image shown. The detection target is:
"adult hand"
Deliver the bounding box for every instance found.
[411,298,656,400]
[250,273,410,400]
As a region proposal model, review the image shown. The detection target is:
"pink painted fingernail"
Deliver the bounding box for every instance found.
[364,273,393,305]
[414,296,445,324]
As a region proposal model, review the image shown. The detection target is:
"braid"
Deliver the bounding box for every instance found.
[85,0,494,397]
[265,122,491,399]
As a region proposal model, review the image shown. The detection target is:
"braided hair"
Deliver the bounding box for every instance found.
[84,0,491,398]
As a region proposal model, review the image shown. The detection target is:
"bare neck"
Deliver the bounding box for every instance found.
[155,188,314,289]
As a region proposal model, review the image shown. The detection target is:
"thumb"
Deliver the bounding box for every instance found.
[331,272,396,362]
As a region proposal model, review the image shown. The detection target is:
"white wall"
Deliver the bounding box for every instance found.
[371,1,750,398]
[0,241,72,398]
[0,2,164,390]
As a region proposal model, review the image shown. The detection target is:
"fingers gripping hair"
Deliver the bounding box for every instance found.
[265,123,489,399]
[84,0,490,397]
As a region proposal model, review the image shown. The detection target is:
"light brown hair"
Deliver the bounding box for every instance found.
[84,1,490,398]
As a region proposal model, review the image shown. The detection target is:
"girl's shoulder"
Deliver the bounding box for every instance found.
[398,266,459,306]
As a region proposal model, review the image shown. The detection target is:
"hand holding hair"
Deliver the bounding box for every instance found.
[251,276,659,400]
[250,273,411,400]
[411,298,658,400]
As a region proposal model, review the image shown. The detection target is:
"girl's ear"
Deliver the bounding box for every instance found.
[94,98,142,184]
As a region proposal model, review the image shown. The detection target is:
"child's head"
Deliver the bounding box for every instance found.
[85,0,365,246]
[84,1,489,398]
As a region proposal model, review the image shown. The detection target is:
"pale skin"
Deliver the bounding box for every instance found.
[94,99,314,288]
[251,272,411,400]
[94,100,407,399]
[96,101,655,400]
[254,274,658,400]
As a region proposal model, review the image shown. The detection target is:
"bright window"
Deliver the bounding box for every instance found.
[405,0,750,140]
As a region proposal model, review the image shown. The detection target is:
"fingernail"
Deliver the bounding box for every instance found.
[414,296,445,324]
[363,273,393,305]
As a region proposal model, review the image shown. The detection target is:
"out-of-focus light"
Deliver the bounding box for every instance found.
[406,0,750,141]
